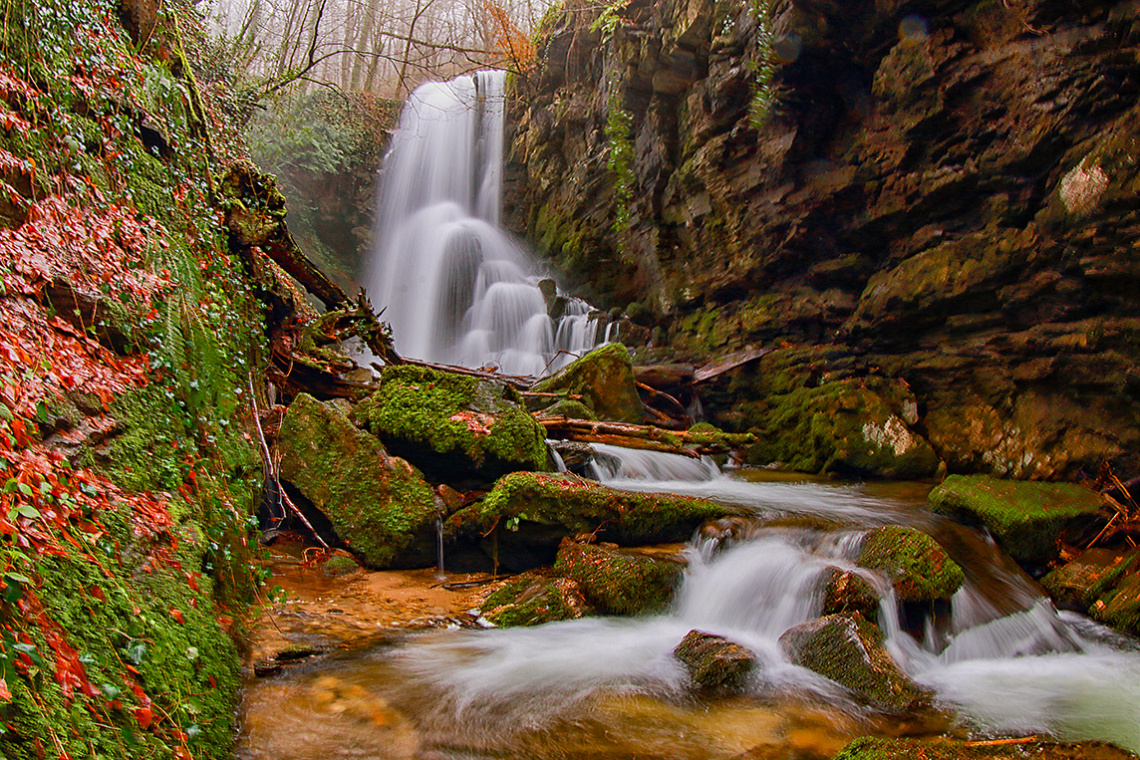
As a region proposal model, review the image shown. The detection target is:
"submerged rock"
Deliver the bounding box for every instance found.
[277,393,438,569]
[673,630,756,693]
[481,571,595,627]
[554,539,685,615]
[455,471,737,569]
[779,614,928,713]
[532,343,645,424]
[856,526,964,603]
[929,475,1109,566]
[352,364,552,484]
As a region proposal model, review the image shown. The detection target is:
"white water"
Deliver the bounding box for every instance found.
[364,71,605,376]
[395,447,1140,752]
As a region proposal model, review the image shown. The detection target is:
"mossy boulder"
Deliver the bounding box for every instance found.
[532,343,645,424]
[277,393,439,569]
[481,571,595,627]
[554,539,685,615]
[536,398,597,420]
[673,630,756,693]
[352,364,552,483]
[1043,549,1140,637]
[929,475,1109,565]
[856,526,964,603]
[834,736,1139,760]
[779,614,929,713]
[460,471,737,568]
[821,567,882,622]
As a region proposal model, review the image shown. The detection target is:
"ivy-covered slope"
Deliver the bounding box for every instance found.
[1,1,273,757]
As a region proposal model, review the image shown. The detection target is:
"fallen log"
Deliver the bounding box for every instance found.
[539,417,755,456]
[634,363,695,389]
[692,347,771,384]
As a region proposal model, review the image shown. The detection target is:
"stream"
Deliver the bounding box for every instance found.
[238,448,1140,759]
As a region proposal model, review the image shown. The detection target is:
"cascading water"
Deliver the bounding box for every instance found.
[364,71,605,376]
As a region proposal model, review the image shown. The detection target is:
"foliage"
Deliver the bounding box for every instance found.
[746,0,777,129]
[590,0,631,39]
[0,0,268,756]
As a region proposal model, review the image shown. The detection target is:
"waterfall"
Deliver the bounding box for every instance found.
[364,71,604,376]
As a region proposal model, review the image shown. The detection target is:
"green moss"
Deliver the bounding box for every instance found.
[478,471,735,549]
[929,475,1108,565]
[536,399,597,420]
[353,365,552,481]
[554,541,683,615]
[278,393,438,569]
[857,526,964,602]
[532,343,645,424]
[482,572,594,627]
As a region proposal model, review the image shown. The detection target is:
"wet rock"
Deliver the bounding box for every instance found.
[455,471,738,569]
[554,538,685,616]
[929,475,1109,566]
[1043,548,1140,637]
[779,614,929,713]
[856,526,964,603]
[481,571,595,627]
[821,567,881,622]
[531,343,645,424]
[833,736,1139,760]
[673,630,756,693]
[352,364,552,485]
[549,440,596,475]
[277,393,439,569]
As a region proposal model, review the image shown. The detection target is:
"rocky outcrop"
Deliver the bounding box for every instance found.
[506,0,1140,480]
[930,475,1109,565]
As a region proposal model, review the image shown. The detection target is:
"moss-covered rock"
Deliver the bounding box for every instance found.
[929,475,1109,566]
[278,393,439,569]
[673,630,756,693]
[778,614,929,713]
[834,736,1139,760]
[554,539,684,615]
[532,343,645,424]
[1043,548,1140,637]
[536,398,597,420]
[857,526,964,603]
[821,567,882,622]
[352,364,552,483]
[460,471,737,568]
[481,571,595,627]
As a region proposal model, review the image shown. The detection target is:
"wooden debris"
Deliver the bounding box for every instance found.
[692,347,771,384]
[539,417,755,457]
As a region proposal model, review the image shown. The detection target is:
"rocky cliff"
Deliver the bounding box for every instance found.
[505,0,1140,480]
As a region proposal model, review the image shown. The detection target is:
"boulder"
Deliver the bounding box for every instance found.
[352,365,552,484]
[856,526,964,603]
[277,393,438,569]
[481,571,595,628]
[536,399,597,420]
[453,471,737,569]
[673,630,756,693]
[821,567,881,622]
[1042,548,1140,637]
[929,475,1109,566]
[531,343,645,424]
[779,614,928,713]
[554,539,685,615]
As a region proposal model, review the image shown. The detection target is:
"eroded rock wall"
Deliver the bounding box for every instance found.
[505,0,1140,479]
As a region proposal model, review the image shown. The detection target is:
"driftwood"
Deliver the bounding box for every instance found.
[692,347,771,384]
[539,417,755,457]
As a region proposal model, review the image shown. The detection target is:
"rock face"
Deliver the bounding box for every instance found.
[778,614,929,713]
[929,475,1109,565]
[505,0,1140,480]
[673,630,756,693]
[277,393,439,568]
[352,365,552,484]
[554,538,685,615]
[857,526,965,603]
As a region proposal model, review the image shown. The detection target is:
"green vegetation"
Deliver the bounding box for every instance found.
[857,526,964,603]
[277,393,438,569]
[353,365,553,481]
[532,343,645,424]
[930,475,1109,565]
[554,540,683,615]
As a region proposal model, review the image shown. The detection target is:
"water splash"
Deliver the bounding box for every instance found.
[364,71,604,376]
